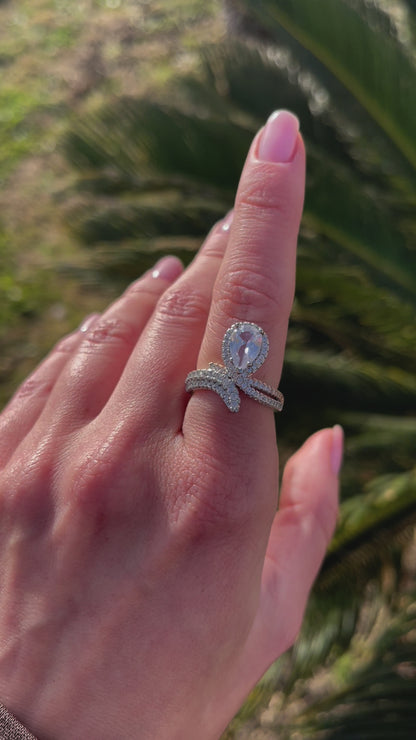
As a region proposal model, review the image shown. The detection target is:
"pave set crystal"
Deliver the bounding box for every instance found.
[185,322,284,413]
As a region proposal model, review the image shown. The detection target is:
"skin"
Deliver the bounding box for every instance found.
[0,117,340,739]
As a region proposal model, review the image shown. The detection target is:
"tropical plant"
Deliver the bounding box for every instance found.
[62,0,416,735]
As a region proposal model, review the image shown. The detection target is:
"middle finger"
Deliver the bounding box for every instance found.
[95,212,234,431]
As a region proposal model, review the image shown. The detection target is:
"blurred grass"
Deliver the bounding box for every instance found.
[0,0,223,407]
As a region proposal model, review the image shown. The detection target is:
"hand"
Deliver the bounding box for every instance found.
[0,111,341,740]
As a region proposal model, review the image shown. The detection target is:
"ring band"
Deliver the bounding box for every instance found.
[185,322,284,413]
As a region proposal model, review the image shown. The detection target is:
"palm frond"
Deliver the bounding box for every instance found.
[319,468,416,594]
[293,603,416,739]
[403,0,416,16]
[282,349,416,414]
[302,156,416,300]
[224,0,416,178]
[64,97,252,189]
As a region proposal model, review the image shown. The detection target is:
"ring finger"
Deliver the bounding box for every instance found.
[184,110,305,446]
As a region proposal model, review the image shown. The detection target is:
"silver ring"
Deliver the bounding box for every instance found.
[185,322,284,413]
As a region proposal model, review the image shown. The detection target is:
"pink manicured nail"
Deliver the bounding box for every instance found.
[331,424,344,475]
[151,255,183,281]
[258,110,300,163]
[79,313,99,332]
[221,209,234,232]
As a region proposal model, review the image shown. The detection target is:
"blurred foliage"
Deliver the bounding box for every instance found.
[0,223,63,397]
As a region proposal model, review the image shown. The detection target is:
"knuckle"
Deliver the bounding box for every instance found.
[65,432,135,521]
[237,168,292,216]
[215,266,286,321]
[155,285,208,327]
[13,376,53,402]
[82,316,137,353]
[66,450,112,515]
[239,188,285,215]
[201,236,228,261]
[124,279,164,301]
[54,332,79,354]
[1,447,55,528]
[171,455,256,539]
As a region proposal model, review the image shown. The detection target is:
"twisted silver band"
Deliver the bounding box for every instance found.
[185,322,284,413]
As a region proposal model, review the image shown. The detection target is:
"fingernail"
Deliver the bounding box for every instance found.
[79,313,99,332]
[221,209,234,232]
[258,110,300,163]
[151,255,183,281]
[331,424,344,476]
[210,209,234,237]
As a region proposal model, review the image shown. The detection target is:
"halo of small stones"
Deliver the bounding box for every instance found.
[185,322,284,413]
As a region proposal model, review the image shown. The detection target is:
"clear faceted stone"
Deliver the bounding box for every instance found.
[229,324,262,370]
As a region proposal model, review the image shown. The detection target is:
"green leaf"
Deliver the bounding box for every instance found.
[319,468,416,592]
[294,604,416,739]
[63,97,252,189]
[283,349,416,414]
[227,0,416,172]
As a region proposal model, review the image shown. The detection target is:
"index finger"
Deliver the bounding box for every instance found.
[183,110,305,440]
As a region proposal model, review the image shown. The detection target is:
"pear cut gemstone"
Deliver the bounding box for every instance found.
[229,324,263,370]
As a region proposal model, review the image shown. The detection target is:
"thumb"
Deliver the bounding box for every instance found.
[208,428,342,729]
[245,426,342,674]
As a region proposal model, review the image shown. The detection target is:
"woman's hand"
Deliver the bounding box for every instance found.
[0,111,341,740]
